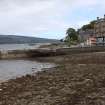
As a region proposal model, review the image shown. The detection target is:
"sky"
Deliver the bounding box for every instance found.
[0,0,105,39]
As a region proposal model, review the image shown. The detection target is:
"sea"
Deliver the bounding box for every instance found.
[0,43,55,82]
[0,43,43,51]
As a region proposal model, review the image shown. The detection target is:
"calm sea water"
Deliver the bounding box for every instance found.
[0,43,41,51]
[0,43,65,51]
[0,59,55,82]
[0,43,54,82]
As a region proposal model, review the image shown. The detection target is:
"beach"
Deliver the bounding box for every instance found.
[0,52,105,104]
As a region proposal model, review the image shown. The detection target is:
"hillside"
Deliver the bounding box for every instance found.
[0,35,59,44]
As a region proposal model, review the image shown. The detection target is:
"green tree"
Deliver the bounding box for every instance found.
[65,28,78,46]
[81,20,96,31]
[66,28,78,41]
[60,39,64,42]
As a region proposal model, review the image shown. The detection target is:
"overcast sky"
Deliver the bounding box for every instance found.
[0,0,105,39]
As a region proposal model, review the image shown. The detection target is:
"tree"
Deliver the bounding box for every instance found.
[65,28,78,46]
[81,20,96,31]
[66,28,78,41]
[60,39,64,42]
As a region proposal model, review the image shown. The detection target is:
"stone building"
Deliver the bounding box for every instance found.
[94,15,105,45]
[79,29,94,42]
[78,14,105,45]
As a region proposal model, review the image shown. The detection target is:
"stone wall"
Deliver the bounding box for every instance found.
[0,46,105,59]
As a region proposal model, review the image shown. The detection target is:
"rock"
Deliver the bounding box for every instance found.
[18,92,32,98]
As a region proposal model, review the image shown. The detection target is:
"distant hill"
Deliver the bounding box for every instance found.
[0,35,60,44]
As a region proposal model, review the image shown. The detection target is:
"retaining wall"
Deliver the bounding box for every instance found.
[0,46,105,59]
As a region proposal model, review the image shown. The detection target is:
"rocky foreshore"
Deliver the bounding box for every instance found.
[0,52,105,104]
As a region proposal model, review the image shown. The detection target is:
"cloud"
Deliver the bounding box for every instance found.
[0,0,104,39]
[0,0,71,37]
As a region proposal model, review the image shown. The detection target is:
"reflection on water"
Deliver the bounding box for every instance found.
[0,59,55,82]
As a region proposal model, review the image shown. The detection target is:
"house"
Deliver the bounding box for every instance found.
[79,29,94,42]
[94,15,105,45]
[79,14,105,46]
[87,37,96,46]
